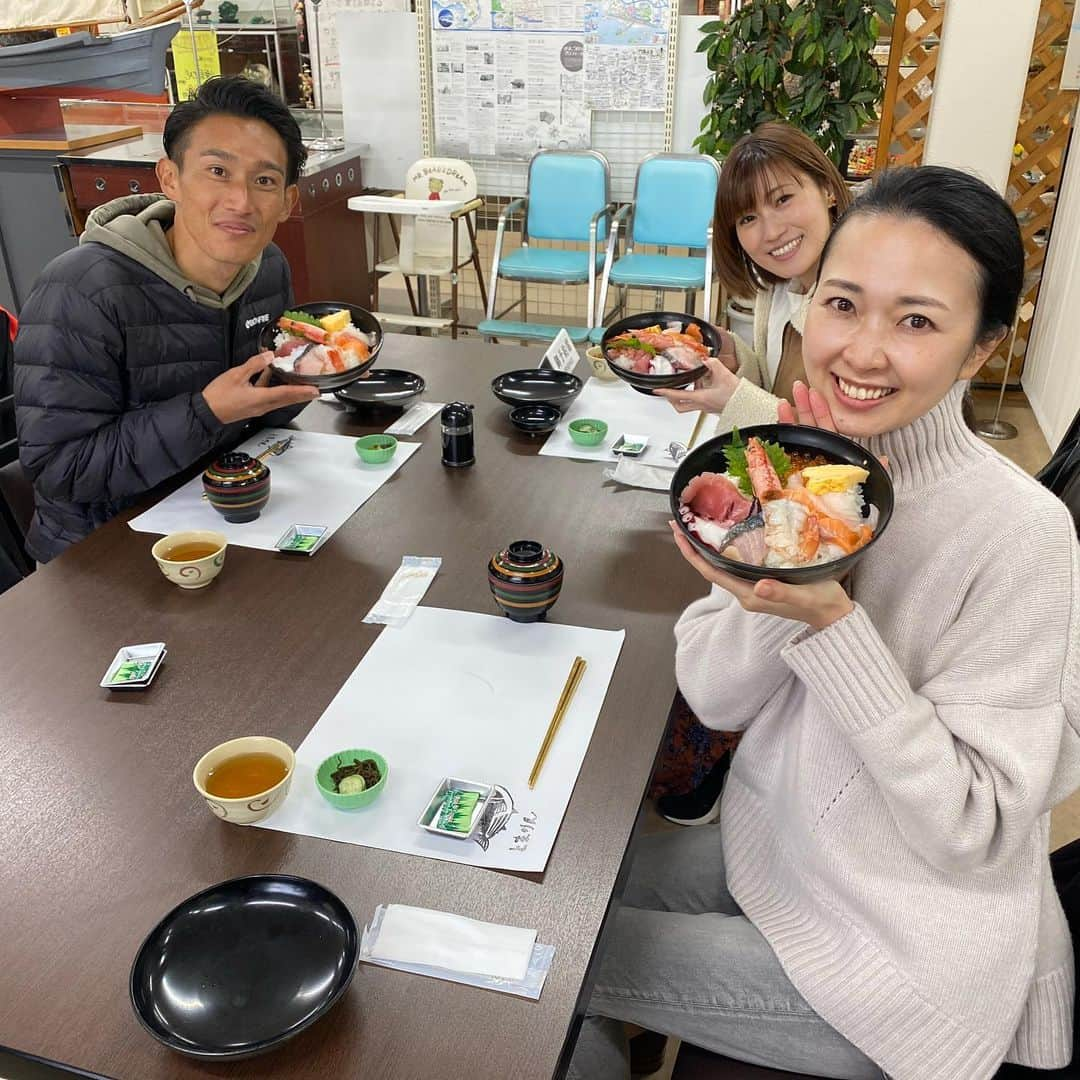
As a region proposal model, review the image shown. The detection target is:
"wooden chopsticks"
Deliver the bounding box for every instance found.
[686,410,707,451]
[528,656,587,789]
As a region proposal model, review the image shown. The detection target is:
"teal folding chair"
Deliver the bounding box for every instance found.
[591,153,722,344]
[477,150,613,344]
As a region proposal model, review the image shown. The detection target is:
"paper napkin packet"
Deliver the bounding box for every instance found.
[360,903,554,999]
[603,455,677,491]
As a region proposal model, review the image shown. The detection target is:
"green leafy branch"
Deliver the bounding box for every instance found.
[695,0,895,166]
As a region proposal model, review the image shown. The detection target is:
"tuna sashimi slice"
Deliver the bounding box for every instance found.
[679,472,753,525]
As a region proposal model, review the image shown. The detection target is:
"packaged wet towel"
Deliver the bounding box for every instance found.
[363,556,441,627]
[603,455,677,492]
[359,903,555,999]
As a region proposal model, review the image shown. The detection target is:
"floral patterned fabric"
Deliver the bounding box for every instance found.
[648,692,742,798]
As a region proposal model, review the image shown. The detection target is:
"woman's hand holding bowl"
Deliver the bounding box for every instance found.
[669,521,854,631]
[656,354,741,415]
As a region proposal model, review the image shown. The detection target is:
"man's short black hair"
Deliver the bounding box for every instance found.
[163,75,307,186]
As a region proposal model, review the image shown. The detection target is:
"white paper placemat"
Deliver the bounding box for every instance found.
[538,379,703,466]
[257,606,625,871]
[128,428,420,551]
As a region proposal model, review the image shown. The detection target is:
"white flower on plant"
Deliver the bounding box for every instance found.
[817,122,829,135]
[830,81,840,92]
[862,3,872,11]
[735,96,744,107]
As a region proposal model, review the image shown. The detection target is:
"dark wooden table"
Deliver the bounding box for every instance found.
[0,334,702,1080]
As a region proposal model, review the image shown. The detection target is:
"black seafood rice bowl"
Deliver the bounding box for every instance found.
[259,302,383,391]
[670,423,894,584]
[601,311,720,394]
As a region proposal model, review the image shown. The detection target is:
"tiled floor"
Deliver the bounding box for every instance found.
[1,389,1069,1080]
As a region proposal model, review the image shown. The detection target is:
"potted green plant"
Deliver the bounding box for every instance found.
[695,0,895,166]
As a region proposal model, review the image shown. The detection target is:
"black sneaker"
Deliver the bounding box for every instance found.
[655,754,730,826]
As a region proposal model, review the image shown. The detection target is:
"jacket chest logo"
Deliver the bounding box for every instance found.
[244,313,271,330]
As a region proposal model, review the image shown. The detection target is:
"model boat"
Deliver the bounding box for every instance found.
[0,22,180,95]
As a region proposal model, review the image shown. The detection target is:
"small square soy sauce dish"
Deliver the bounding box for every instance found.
[100,642,167,691]
[612,433,649,457]
[418,777,493,840]
[275,524,329,556]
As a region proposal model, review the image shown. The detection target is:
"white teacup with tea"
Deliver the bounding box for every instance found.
[151,530,227,589]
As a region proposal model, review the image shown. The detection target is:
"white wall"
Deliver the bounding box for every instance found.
[672,16,712,154]
[1022,136,1080,452]
[923,0,1040,194]
[926,0,1079,450]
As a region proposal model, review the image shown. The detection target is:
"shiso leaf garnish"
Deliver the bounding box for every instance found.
[613,335,657,356]
[281,309,323,328]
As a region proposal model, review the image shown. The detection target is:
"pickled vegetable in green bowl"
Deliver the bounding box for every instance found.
[315,749,388,810]
[355,435,398,464]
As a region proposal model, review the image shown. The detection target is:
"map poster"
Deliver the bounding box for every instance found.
[584,0,667,46]
[584,41,665,110]
[580,0,668,110]
[433,0,585,32]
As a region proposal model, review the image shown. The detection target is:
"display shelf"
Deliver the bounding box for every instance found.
[166,22,303,104]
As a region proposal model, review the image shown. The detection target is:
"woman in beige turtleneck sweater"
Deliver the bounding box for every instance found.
[570,168,1080,1080]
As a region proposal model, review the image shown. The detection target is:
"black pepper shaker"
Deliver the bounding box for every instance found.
[441,402,475,468]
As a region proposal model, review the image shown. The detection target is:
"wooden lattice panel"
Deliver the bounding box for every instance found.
[876,0,946,171]
[978,0,1078,386]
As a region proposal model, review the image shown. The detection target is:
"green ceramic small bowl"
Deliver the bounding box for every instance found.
[568,418,608,447]
[315,748,388,810]
[355,434,398,464]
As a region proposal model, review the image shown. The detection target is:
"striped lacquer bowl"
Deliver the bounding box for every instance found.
[487,540,564,623]
[202,452,271,524]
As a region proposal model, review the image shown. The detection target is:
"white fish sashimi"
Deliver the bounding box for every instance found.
[650,355,675,375]
[815,488,866,531]
[721,523,767,566]
[663,345,706,372]
[271,343,310,373]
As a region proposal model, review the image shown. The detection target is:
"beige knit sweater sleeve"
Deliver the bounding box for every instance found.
[674,586,803,731]
[783,508,1080,875]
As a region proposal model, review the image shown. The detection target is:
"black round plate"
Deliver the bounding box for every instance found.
[130,875,358,1060]
[509,403,560,435]
[670,423,894,584]
[260,301,383,391]
[601,312,719,395]
[491,369,583,409]
[334,369,426,408]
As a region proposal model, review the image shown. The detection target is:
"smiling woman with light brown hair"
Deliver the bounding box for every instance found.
[656,122,852,440]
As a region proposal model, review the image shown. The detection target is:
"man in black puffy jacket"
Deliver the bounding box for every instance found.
[14,76,320,562]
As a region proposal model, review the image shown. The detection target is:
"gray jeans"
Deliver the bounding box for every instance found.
[567,824,885,1080]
